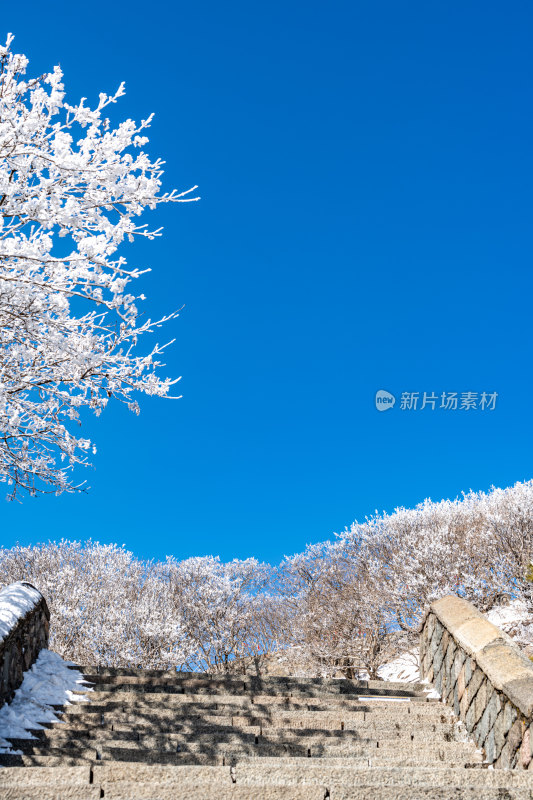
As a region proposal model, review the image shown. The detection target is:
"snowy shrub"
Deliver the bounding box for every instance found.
[0,542,271,671]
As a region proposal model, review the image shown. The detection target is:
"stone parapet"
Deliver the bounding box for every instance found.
[420,594,533,768]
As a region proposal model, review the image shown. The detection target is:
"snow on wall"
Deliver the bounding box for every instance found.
[0,581,50,710]
[0,582,43,645]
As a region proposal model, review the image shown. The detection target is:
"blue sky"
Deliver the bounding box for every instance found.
[1,1,532,563]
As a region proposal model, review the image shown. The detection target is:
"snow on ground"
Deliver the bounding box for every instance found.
[0,650,92,754]
[376,650,443,698]
[377,649,420,683]
[486,598,529,628]
[486,599,533,652]
[0,582,43,644]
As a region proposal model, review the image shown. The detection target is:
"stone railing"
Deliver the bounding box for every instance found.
[0,581,49,708]
[420,594,533,769]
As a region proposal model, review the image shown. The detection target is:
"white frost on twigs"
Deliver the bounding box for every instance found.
[0,581,42,644]
[0,35,198,498]
[0,649,91,754]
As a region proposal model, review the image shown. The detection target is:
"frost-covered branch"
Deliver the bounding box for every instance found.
[0,35,198,497]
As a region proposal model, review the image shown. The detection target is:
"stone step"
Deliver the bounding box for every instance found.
[61,695,447,716]
[56,712,454,733]
[232,763,533,787]
[89,761,533,791]
[19,776,521,800]
[81,672,424,688]
[77,668,426,694]
[50,719,261,735]
[0,754,96,767]
[0,788,101,800]
[57,701,434,722]
[56,711,454,732]
[224,712,446,728]
[72,666,203,679]
[92,763,231,783]
[80,691,429,709]
[83,680,426,699]
[1,741,480,765]
[257,724,462,740]
[0,752,224,767]
[24,724,462,748]
[63,715,450,734]
[88,762,533,787]
[4,736,479,754]
[31,736,479,761]
[101,785,327,800]
[327,789,533,800]
[0,766,92,786]
[48,722,460,746]
[65,692,423,710]
[79,686,428,707]
[95,784,533,800]
[251,694,428,707]
[62,703,435,724]
[229,757,485,772]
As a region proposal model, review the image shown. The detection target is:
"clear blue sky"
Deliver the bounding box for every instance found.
[1,1,532,563]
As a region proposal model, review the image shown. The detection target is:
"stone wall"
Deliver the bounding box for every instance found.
[0,581,50,708]
[420,594,533,768]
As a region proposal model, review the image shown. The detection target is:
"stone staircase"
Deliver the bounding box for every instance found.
[1,667,533,798]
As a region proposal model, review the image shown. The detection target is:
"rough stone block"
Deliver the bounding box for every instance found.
[484,726,496,763]
[492,708,507,760]
[433,637,447,677]
[503,676,533,719]
[502,700,518,739]
[425,612,436,642]
[453,681,460,718]
[456,663,466,702]
[430,595,482,634]
[475,687,501,747]
[454,618,506,657]
[428,620,443,659]
[464,656,473,686]
[459,681,471,720]
[506,718,524,765]
[445,639,456,676]
[475,643,533,717]
[453,649,465,683]
[434,662,445,696]
[473,678,489,727]
[465,665,484,704]
[520,726,531,768]
[444,643,457,704]
[466,675,488,734]
[496,737,514,769]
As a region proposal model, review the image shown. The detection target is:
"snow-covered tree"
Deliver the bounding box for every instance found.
[277,542,401,679]
[0,34,197,497]
[0,540,196,668]
[1,481,533,674]
[165,555,275,673]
